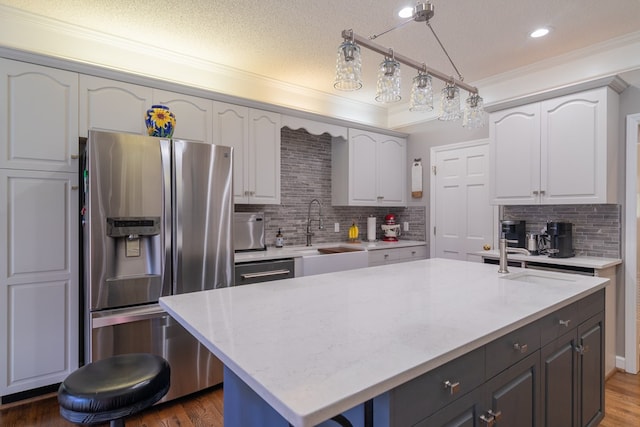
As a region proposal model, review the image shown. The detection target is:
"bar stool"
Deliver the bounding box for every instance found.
[58,353,170,427]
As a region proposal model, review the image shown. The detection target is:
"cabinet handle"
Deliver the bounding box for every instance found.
[575,344,590,355]
[71,185,79,191]
[443,380,460,396]
[70,154,79,159]
[384,254,389,259]
[479,413,495,426]
[559,319,571,327]
[532,190,539,195]
[487,410,502,421]
[540,190,546,195]
[513,342,528,353]
[411,251,416,255]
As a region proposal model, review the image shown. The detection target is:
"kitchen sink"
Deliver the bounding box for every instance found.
[300,247,368,276]
[501,270,580,285]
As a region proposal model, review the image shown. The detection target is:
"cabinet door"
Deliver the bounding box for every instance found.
[79,75,153,136]
[248,109,281,205]
[577,313,604,427]
[541,89,608,204]
[213,102,249,203]
[483,351,540,427]
[415,387,485,427]
[153,90,213,143]
[489,104,540,205]
[377,135,406,206]
[349,130,378,205]
[541,330,578,427]
[0,169,79,396]
[0,59,79,172]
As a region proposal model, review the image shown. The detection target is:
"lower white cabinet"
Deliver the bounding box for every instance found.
[368,245,427,267]
[0,169,79,398]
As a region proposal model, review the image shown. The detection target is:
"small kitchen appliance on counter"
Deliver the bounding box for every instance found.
[546,221,575,258]
[500,220,526,248]
[381,213,401,242]
[234,212,266,251]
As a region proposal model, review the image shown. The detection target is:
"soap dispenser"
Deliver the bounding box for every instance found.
[275,228,284,248]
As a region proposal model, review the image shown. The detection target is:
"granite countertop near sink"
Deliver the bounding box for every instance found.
[474,250,621,270]
[235,240,427,263]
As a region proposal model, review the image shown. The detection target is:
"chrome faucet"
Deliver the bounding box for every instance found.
[306,198,324,246]
[498,238,530,274]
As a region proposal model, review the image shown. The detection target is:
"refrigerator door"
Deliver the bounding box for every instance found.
[91,304,223,402]
[172,140,234,293]
[86,131,171,311]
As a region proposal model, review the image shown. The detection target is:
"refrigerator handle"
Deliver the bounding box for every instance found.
[92,305,168,328]
[160,139,173,295]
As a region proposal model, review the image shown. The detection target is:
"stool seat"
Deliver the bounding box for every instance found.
[58,353,170,425]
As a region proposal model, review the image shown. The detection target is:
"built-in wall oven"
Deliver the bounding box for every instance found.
[234,212,295,285]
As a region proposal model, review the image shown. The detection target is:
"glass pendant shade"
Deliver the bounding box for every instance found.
[438,83,461,121]
[409,72,433,112]
[375,58,401,103]
[334,40,362,91]
[463,94,485,128]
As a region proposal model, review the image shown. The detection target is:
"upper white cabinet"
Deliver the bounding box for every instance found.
[332,129,407,206]
[79,75,152,136]
[490,87,618,205]
[152,89,213,143]
[212,102,281,204]
[0,59,79,172]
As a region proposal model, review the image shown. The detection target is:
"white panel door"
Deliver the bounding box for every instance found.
[0,169,78,395]
[79,75,153,136]
[0,58,79,172]
[153,89,213,143]
[213,102,249,203]
[432,141,494,262]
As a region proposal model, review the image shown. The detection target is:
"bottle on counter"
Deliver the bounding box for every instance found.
[275,228,284,248]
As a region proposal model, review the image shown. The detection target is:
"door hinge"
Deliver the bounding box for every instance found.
[432,165,437,175]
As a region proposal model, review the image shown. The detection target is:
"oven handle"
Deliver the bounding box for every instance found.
[240,269,291,279]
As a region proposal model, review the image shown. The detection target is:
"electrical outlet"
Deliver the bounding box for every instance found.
[404,222,409,231]
[334,222,340,232]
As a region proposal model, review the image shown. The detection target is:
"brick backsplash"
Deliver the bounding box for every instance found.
[503,204,621,258]
[235,128,426,247]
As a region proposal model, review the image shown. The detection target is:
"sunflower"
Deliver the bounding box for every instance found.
[150,107,175,128]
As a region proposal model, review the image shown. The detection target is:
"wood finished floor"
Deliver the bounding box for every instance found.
[1,371,639,426]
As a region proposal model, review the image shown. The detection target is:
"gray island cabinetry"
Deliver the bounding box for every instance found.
[159,259,608,427]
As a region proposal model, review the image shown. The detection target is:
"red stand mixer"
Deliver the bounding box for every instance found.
[381,214,401,242]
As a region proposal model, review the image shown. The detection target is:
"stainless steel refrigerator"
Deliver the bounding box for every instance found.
[82,130,233,402]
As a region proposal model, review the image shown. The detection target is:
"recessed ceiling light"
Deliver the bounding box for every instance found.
[530,27,550,38]
[398,6,414,18]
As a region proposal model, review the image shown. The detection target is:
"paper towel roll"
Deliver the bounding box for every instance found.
[367,216,376,242]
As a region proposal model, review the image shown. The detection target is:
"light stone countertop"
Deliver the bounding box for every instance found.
[474,250,622,270]
[159,258,608,427]
[234,240,427,263]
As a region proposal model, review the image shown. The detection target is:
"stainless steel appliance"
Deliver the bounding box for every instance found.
[546,221,575,258]
[233,212,294,285]
[83,131,233,402]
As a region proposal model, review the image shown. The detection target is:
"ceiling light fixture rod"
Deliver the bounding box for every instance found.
[369,17,415,40]
[426,22,463,82]
[341,29,477,94]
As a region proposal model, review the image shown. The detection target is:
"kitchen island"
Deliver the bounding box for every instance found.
[159,258,608,427]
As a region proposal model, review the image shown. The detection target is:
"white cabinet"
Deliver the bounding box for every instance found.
[490,87,618,205]
[368,245,427,267]
[332,129,407,206]
[213,102,281,205]
[0,169,79,396]
[152,89,213,143]
[79,75,153,136]
[0,58,79,172]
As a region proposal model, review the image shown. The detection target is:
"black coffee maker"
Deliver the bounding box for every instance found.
[546,221,574,258]
[500,220,526,248]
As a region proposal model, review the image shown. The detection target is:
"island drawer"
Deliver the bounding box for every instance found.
[387,346,485,425]
[485,320,540,378]
[577,289,605,323]
[540,302,579,346]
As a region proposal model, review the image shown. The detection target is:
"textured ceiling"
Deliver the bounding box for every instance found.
[3,0,640,106]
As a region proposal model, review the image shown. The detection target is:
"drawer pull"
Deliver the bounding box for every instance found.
[559,319,571,327]
[479,413,495,426]
[443,380,460,395]
[513,342,528,353]
[488,409,502,421]
[241,269,290,279]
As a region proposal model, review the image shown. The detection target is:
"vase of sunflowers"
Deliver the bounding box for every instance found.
[145,105,176,137]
